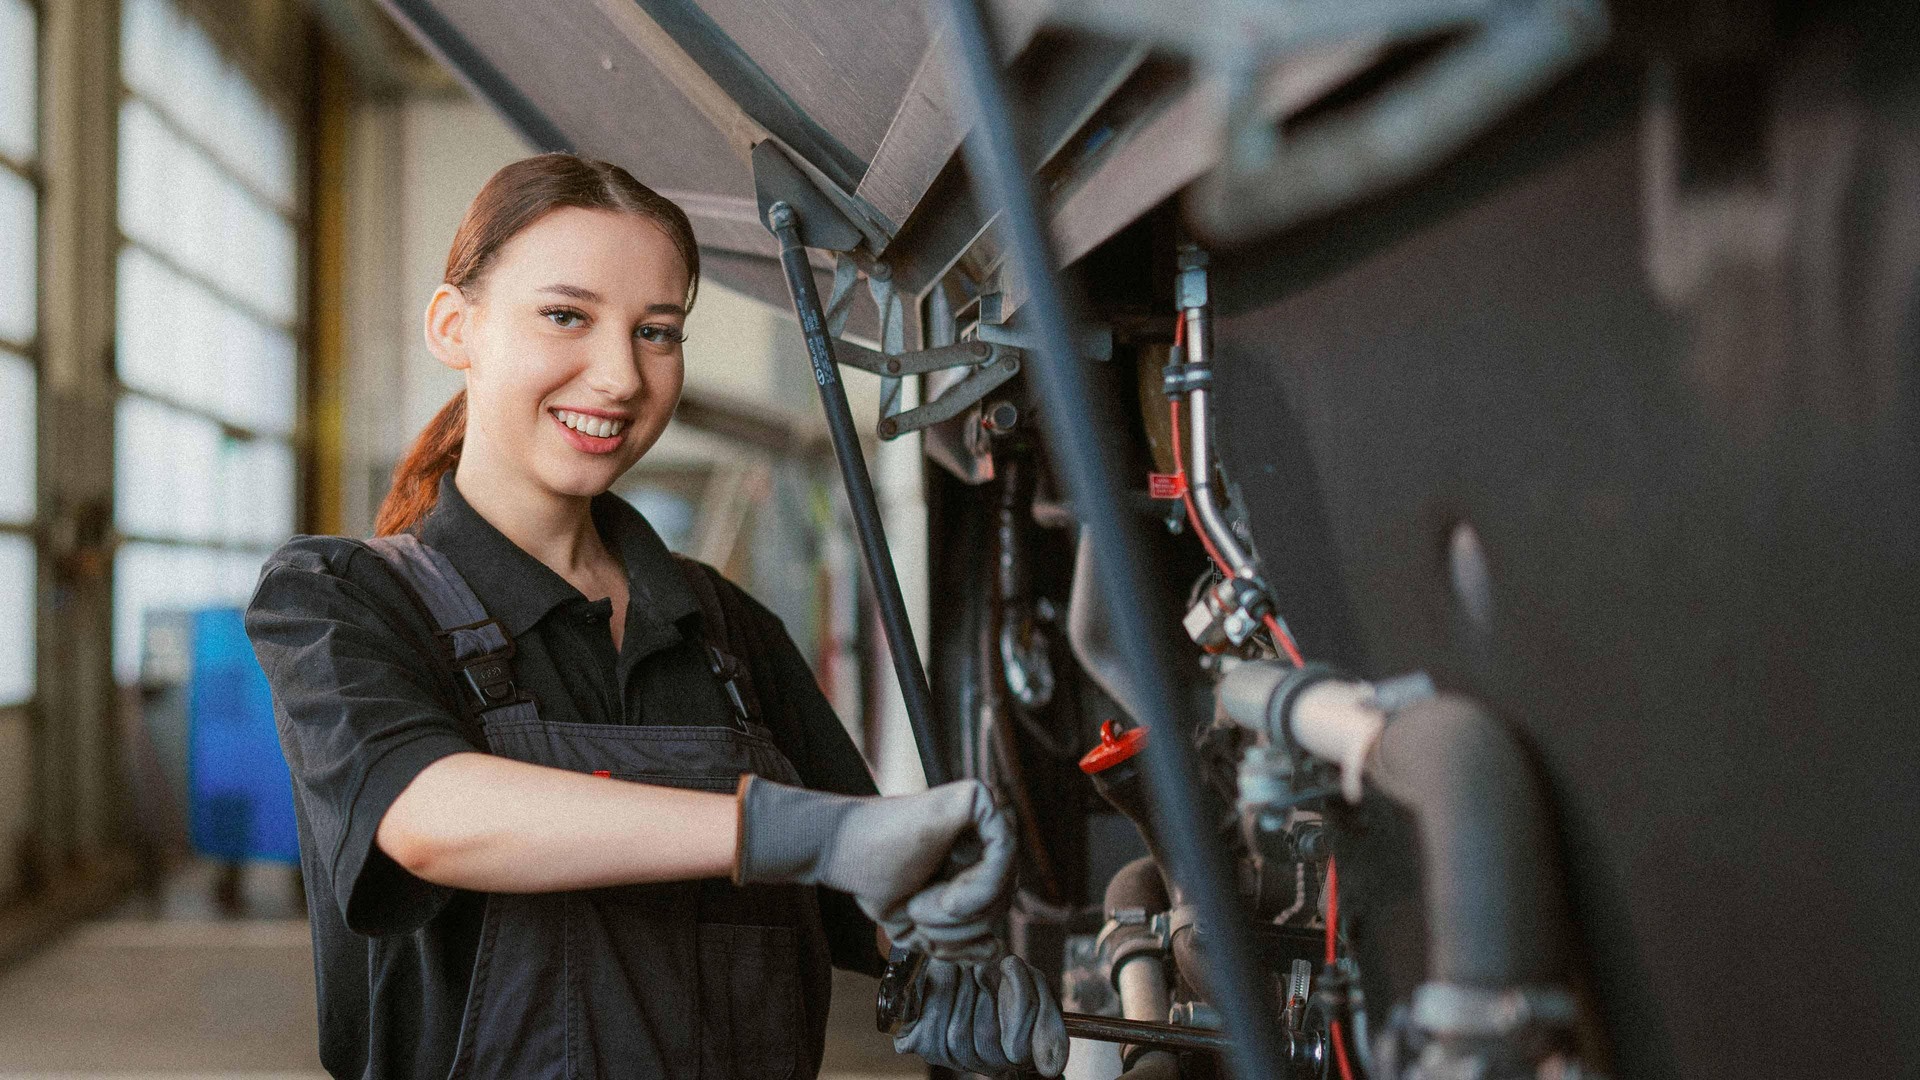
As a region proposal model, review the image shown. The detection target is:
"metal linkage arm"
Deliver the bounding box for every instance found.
[829,336,1025,441]
[832,338,998,378]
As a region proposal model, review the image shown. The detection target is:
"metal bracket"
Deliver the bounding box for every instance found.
[833,337,999,378]
[876,351,1022,440]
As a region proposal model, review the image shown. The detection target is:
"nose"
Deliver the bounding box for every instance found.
[585,329,643,402]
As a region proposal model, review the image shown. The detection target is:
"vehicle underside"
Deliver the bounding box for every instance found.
[377,1,1920,1077]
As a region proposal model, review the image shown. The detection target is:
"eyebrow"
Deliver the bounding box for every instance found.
[537,284,685,318]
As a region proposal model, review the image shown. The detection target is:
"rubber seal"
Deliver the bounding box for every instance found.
[1268,661,1348,785]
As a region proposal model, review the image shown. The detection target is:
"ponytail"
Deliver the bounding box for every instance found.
[374,390,466,537]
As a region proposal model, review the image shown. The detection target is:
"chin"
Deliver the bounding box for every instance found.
[539,462,627,501]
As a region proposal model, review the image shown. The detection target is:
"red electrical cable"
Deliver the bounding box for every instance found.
[1166,378,1306,664]
[1168,396,1231,574]
[1326,859,1358,1080]
[1264,612,1307,667]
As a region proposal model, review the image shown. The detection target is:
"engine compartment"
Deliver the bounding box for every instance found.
[372,0,1920,1074]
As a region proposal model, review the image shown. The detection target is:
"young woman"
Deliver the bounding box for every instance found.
[245,154,1065,1079]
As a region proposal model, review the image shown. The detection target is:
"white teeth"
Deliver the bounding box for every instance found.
[555,409,627,438]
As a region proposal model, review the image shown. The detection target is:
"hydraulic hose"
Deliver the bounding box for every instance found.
[928,1,1289,1075]
[1367,693,1575,990]
[1219,662,1590,1067]
[1177,294,1256,579]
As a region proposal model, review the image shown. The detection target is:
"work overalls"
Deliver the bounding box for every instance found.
[366,533,832,1080]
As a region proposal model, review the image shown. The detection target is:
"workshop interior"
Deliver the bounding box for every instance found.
[0,0,1914,1077]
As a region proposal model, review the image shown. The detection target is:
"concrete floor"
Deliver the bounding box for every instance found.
[0,862,918,1079]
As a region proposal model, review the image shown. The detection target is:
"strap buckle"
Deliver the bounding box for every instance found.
[706,644,752,732]
[434,619,520,712]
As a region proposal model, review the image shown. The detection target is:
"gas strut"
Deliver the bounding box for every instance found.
[763,199,948,786]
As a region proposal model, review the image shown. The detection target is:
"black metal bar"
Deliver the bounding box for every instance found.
[1063,1012,1233,1054]
[634,0,867,194]
[926,1,1288,1076]
[374,0,570,152]
[766,200,950,787]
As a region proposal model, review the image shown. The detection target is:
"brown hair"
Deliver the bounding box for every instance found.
[373,153,700,537]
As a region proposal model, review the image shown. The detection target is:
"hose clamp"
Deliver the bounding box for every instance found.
[1161,363,1214,397]
[1267,661,1349,786]
[1410,982,1579,1038]
[1094,909,1172,987]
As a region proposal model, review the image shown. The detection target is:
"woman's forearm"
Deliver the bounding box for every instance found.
[375,751,738,892]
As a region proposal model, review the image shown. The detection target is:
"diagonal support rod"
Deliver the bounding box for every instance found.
[927,0,1289,1075]
[765,200,949,787]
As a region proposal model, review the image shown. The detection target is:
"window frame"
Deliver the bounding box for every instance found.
[109,0,312,680]
[0,0,42,711]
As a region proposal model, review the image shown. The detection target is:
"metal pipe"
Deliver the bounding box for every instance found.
[1291,680,1387,803]
[1116,958,1172,1026]
[1217,662,1386,803]
[1104,856,1174,1042]
[1179,302,1257,580]
[928,2,1288,1075]
[766,201,949,786]
[1064,1013,1234,1054]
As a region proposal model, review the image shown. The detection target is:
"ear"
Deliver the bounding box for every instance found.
[424,284,474,372]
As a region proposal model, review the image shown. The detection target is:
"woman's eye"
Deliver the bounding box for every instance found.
[637,324,686,345]
[541,307,586,329]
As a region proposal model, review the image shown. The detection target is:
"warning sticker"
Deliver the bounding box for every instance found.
[1148,473,1187,500]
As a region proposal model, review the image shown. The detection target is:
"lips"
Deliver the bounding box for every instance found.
[550,408,630,455]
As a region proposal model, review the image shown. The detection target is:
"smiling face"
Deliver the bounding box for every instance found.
[424,205,691,504]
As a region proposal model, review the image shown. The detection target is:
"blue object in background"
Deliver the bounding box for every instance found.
[187,608,298,864]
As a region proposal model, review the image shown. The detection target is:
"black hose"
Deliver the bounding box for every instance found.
[926,2,1288,1075]
[1365,693,1576,988]
[1104,855,1171,919]
[1117,1050,1183,1080]
[766,203,948,786]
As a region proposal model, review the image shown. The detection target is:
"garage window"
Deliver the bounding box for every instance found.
[112,0,303,681]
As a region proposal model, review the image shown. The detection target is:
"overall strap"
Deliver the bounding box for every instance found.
[673,556,762,725]
[364,533,524,716]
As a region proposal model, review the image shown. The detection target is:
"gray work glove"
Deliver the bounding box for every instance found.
[892,955,1069,1077]
[735,776,1014,960]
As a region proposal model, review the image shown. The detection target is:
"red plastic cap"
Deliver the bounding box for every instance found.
[1079,720,1148,774]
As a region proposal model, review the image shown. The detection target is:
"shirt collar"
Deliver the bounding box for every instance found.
[415,472,697,640]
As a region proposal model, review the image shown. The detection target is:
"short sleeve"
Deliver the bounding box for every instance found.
[245,537,479,937]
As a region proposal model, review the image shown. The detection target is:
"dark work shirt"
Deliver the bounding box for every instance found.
[244,473,882,1080]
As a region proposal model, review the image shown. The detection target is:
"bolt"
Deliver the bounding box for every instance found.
[1290,821,1326,860]
[886,359,902,375]
[969,340,992,359]
[983,401,1019,432]
[879,418,898,438]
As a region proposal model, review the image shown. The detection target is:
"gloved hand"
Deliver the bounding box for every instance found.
[892,954,1069,1077]
[734,776,1014,960]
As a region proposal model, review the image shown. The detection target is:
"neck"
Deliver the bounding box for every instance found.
[451,453,604,579]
